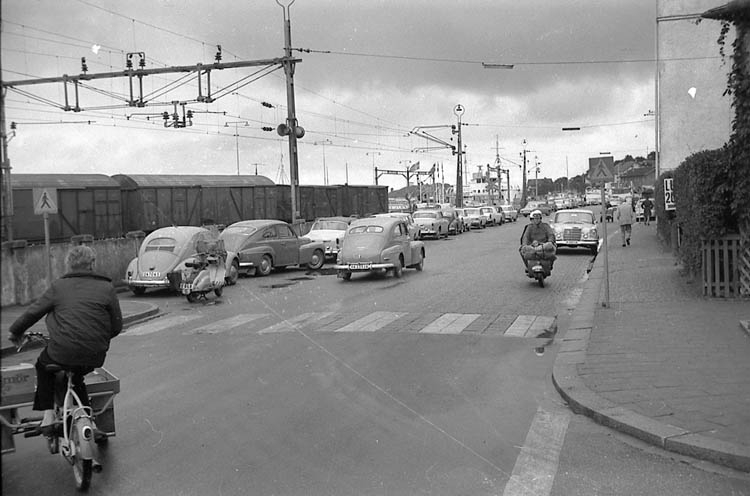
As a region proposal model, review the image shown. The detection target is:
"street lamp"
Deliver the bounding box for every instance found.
[225,121,248,175]
[534,156,541,199]
[313,139,332,185]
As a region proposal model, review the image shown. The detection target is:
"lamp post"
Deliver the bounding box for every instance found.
[313,139,332,185]
[534,156,541,199]
[225,121,248,175]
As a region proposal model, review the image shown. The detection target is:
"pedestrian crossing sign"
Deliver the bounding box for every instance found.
[33,188,58,214]
[587,156,614,183]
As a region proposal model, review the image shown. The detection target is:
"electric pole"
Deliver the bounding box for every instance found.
[520,139,529,207]
[453,104,465,207]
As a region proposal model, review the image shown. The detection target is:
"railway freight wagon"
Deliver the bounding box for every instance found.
[8,174,124,243]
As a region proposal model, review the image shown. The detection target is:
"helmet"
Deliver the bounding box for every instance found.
[531,210,543,218]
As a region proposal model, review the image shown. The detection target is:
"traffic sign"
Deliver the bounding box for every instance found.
[33,188,58,215]
[664,178,675,211]
[587,156,614,183]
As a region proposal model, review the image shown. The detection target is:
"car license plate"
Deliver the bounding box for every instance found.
[180,283,192,291]
[349,263,372,270]
[142,271,160,278]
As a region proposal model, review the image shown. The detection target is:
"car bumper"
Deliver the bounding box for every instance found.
[127,277,171,288]
[334,262,394,272]
[556,240,598,248]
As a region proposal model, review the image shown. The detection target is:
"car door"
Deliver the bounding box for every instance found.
[275,223,299,266]
[393,221,411,265]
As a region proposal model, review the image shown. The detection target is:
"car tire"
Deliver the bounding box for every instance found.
[131,286,146,296]
[257,254,273,276]
[415,253,424,271]
[393,257,403,278]
[226,259,239,285]
[590,246,598,255]
[307,249,325,270]
[341,271,352,281]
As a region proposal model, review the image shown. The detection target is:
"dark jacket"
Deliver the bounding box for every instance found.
[9,272,123,367]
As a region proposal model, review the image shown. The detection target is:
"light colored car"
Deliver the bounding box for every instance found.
[551,209,600,255]
[520,201,553,217]
[220,219,326,276]
[412,209,450,239]
[442,209,465,234]
[498,204,518,222]
[125,225,238,295]
[374,212,421,240]
[304,216,354,260]
[463,207,488,229]
[480,206,504,226]
[334,216,425,280]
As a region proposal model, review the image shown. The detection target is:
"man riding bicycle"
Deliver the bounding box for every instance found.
[7,245,122,436]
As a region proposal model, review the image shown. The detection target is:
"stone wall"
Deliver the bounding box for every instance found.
[1,232,144,307]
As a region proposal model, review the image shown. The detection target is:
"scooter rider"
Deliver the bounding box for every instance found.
[520,210,557,272]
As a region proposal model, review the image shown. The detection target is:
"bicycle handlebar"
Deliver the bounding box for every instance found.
[16,331,48,352]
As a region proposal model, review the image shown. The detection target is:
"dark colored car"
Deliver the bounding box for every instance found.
[220,220,326,276]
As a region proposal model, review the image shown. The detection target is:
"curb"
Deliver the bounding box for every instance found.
[551,251,750,473]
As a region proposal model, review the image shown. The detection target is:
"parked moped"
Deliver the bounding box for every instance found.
[181,239,227,302]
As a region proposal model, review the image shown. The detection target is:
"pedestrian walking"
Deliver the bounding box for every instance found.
[616,201,634,246]
[641,197,654,225]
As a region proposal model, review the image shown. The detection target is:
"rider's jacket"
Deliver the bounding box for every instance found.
[9,272,123,367]
[522,222,555,246]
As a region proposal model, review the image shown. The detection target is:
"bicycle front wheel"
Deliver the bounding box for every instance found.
[70,420,93,490]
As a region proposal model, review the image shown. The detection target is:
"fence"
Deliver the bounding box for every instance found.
[701,235,746,297]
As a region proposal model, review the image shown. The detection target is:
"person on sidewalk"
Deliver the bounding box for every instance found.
[616,201,635,246]
[7,245,123,435]
[641,197,654,225]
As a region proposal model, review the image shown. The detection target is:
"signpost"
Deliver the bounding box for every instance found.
[664,177,675,211]
[588,157,613,307]
[32,188,58,283]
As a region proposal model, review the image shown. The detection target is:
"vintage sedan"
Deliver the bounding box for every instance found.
[125,226,239,295]
[551,209,600,255]
[498,204,518,222]
[219,220,325,276]
[463,207,488,229]
[304,216,354,260]
[480,206,504,226]
[334,216,425,280]
[412,209,450,239]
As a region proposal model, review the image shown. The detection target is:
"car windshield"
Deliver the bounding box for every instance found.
[413,212,437,219]
[349,225,385,234]
[144,237,177,252]
[220,226,257,251]
[465,208,481,215]
[311,220,348,231]
[555,211,594,224]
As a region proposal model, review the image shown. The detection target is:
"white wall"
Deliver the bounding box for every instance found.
[657,0,734,174]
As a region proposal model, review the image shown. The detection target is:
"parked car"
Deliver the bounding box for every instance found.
[480,206,504,226]
[463,207,488,229]
[219,219,326,276]
[442,209,465,234]
[412,209,450,239]
[498,204,518,222]
[520,201,552,217]
[304,216,354,260]
[551,209,600,255]
[334,216,425,280]
[374,212,421,240]
[125,225,238,295]
[453,208,470,231]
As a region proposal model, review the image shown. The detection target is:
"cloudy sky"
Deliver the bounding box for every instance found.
[3,0,658,193]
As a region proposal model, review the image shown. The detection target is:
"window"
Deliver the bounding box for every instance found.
[145,237,176,252]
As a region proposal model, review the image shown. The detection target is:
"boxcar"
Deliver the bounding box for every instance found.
[9,174,124,243]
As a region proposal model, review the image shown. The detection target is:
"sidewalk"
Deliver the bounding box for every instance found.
[1,298,159,357]
[553,221,750,473]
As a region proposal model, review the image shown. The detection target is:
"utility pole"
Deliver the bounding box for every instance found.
[534,156,541,199]
[453,104,465,207]
[520,139,529,207]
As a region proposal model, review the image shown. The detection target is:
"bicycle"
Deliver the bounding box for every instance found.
[15,332,104,491]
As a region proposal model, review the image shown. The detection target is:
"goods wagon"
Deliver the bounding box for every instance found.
[8,174,123,243]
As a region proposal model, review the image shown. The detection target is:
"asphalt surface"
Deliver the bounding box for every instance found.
[2,221,749,473]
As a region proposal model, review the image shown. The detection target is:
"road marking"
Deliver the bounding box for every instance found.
[124,315,195,336]
[258,312,334,334]
[503,407,571,496]
[334,311,406,332]
[419,313,480,334]
[505,315,538,337]
[191,314,270,334]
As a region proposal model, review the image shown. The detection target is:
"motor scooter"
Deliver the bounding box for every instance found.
[520,242,556,288]
[180,240,227,302]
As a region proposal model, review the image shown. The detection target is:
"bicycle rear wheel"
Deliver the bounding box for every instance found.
[70,419,93,490]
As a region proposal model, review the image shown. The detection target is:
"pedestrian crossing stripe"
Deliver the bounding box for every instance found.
[124,311,556,338]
